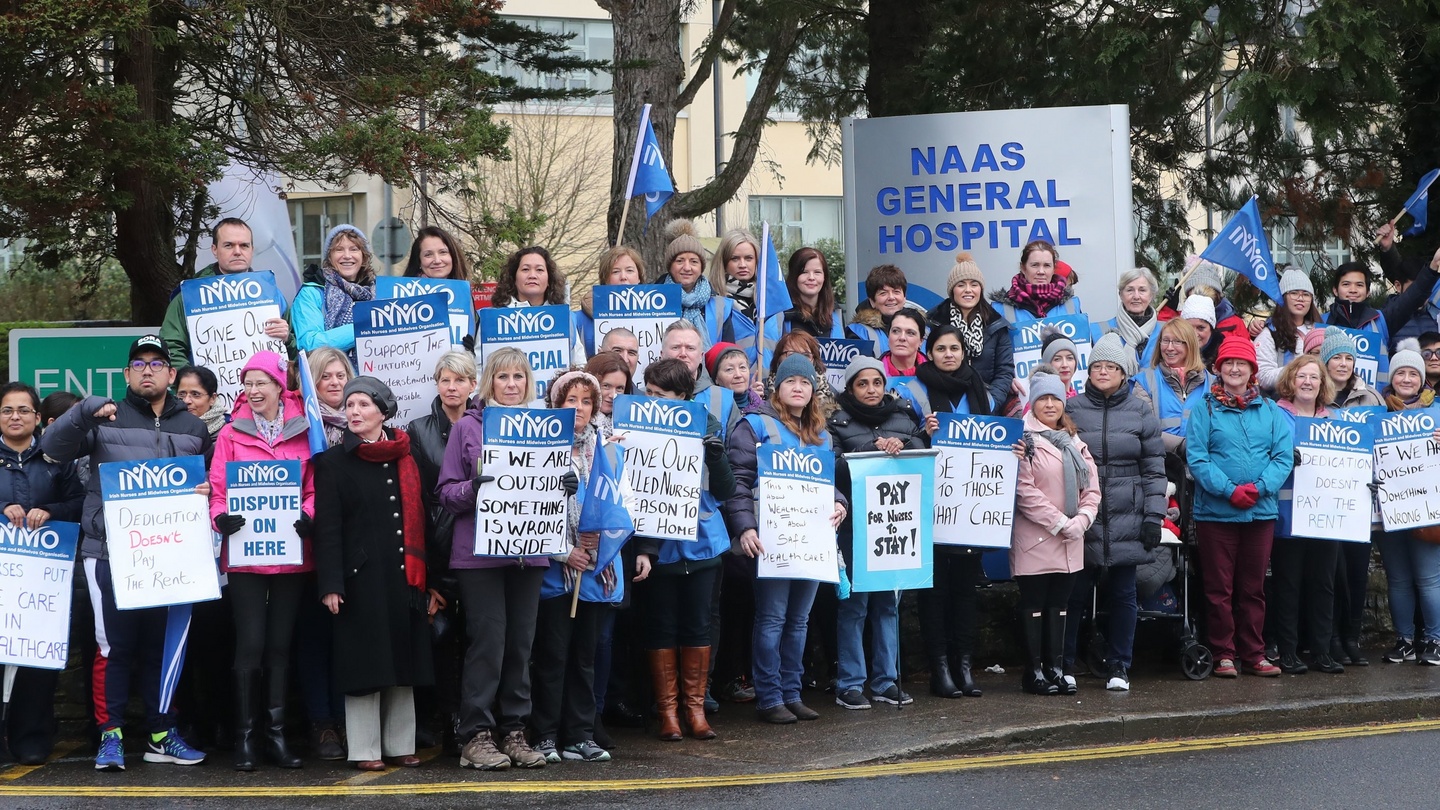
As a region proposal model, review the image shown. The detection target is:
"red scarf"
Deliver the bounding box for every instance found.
[1006,273,1068,317]
[354,429,426,593]
[1209,380,1259,410]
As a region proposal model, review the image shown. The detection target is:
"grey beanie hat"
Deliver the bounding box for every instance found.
[775,353,819,389]
[842,355,887,392]
[1040,333,1079,366]
[1089,332,1138,377]
[1319,329,1357,367]
[342,376,398,419]
[1279,267,1315,298]
[1028,371,1068,408]
[1185,261,1224,295]
[1390,338,1426,384]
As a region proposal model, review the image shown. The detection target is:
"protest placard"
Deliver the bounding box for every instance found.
[479,305,574,405]
[225,460,304,568]
[816,338,876,394]
[1331,327,1384,389]
[353,293,451,428]
[100,456,221,609]
[611,394,705,542]
[1334,406,1386,425]
[931,413,1022,548]
[375,276,474,347]
[1374,407,1440,532]
[592,285,682,382]
[473,406,573,557]
[180,270,288,408]
[846,450,935,592]
[756,445,838,583]
[1287,417,1373,543]
[0,521,80,670]
[1011,313,1092,397]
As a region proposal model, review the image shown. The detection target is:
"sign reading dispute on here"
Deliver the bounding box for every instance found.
[1288,417,1373,543]
[932,413,1022,548]
[226,460,304,568]
[180,271,288,409]
[611,395,705,542]
[474,407,573,557]
[353,293,451,428]
[100,456,221,609]
[0,521,80,670]
[592,285,682,382]
[846,450,935,592]
[756,445,838,583]
[1374,408,1440,532]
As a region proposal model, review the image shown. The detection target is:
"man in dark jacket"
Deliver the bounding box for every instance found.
[42,335,212,771]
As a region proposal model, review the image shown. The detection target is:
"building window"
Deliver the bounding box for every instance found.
[289,197,355,269]
[1267,219,1349,276]
[748,196,844,247]
[496,17,613,103]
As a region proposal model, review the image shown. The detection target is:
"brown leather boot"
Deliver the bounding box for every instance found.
[679,647,716,740]
[647,649,682,741]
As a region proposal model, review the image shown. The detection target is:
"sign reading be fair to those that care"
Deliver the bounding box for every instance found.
[226,460,304,568]
[757,445,838,583]
[592,285,682,381]
[1374,408,1440,532]
[612,395,705,543]
[0,521,80,670]
[932,413,1022,548]
[479,305,574,405]
[1289,417,1373,543]
[100,456,221,609]
[474,407,573,557]
[354,293,451,428]
[180,271,288,409]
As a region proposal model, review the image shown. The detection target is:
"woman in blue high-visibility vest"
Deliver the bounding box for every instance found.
[760,247,846,373]
[989,240,1085,328]
[654,220,755,352]
[1094,267,1160,360]
[926,252,1014,411]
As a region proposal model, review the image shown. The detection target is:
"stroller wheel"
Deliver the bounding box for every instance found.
[1181,643,1213,681]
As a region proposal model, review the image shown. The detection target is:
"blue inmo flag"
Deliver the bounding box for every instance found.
[1199,197,1281,303]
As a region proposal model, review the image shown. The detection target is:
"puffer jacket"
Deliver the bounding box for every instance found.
[926,299,1015,409]
[1185,388,1294,523]
[409,394,467,596]
[828,394,926,569]
[41,390,211,559]
[1066,380,1166,567]
[0,438,83,524]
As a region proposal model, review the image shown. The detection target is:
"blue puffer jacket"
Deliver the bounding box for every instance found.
[1185,389,1294,523]
[0,438,84,525]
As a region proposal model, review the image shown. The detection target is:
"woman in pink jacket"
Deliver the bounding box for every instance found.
[208,351,316,772]
[1011,369,1100,697]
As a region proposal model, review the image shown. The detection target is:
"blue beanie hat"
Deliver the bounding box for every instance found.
[775,353,819,389]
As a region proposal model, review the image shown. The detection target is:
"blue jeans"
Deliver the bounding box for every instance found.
[1375,532,1440,643]
[835,590,899,694]
[751,578,819,710]
[1064,565,1138,671]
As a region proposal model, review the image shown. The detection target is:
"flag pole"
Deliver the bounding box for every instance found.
[569,571,582,618]
[754,222,772,385]
[616,104,653,248]
[1376,170,1440,245]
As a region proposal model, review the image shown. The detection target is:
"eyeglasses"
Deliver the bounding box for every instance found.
[129,359,170,371]
[1423,349,1440,361]
[0,408,35,418]
[1159,338,1188,347]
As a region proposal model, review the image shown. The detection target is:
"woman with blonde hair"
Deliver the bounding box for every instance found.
[576,246,647,356]
[655,220,755,351]
[709,229,762,322]
[291,225,378,364]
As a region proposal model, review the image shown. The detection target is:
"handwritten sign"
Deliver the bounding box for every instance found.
[1287,417,1373,543]
[1375,408,1440,532]
[375,276,474,347]
[846,450,934,591]
[816,338,875,394]
[474,407,573,557]
[592,285,681,382]
[479,305,574,405]
[225,460,304,567]
[353,293,451,428]
[1011,313,1091,397]
[180,271,288,409]
[612,395,705,542]
[931,413,1022,548]
[1332,327,1384,389]
[0,521,80,670]
[100,456,220,609]
[756,445,838,583]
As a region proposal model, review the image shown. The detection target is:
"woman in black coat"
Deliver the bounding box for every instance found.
[1061,334,1167,692]
[925,252,1015,410]
[315,377,433,771]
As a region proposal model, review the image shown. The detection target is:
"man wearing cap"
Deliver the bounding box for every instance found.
[41,335,212,771]
[160,218,293,370]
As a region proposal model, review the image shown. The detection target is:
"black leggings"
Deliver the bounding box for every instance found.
[1015,572,1078,615]
[229,572,304,672]
[918,550,984,660]
[640,566,720,649]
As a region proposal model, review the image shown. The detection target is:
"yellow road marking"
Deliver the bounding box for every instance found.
[332,747,446,786]
[0,740,87,783]
[1,719,1437,797]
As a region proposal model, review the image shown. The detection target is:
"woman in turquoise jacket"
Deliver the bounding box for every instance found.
[1186,334,1293,679]
[289,225,376,365]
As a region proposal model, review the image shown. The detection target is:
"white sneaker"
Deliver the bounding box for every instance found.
[1106,666,1130,691]
[1063,675,1077,690]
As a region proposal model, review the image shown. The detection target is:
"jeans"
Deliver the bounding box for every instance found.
[1063,564,1138,670]
[1375,531,1440,643]
[1196,520,1274,663]
[835,590,899,694]
[751,578,819,710]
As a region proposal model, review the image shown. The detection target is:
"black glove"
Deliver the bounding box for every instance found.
[1293,449,1303,467]
[293,513,314,538]
[1141,522,1162,550]
[461,334,476,354]
[472,474,494,491]
[703,433,725,463]
[214,513,246,537]
[561,471,579,497]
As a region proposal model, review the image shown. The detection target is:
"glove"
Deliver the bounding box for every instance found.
[1293,449,1303,467]
[1060,515,1087,543]
[293,513,314,538]
[461,334,476,354]
[561,470,579,497]
[1141,522,1162,550]
[1228,483,1259,510]
[703,433,725,463]
[472,474,495,491]
[214,513,246,537]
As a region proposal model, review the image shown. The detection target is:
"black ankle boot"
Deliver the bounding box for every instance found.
[1045,609,1076,695]
[929,657,962,698]
[956,654,982,697]
[1342,638,1369,666]
[1021,612,1058,696]
[234,671,260,771]
[262,668,302,768]
[1279,651,1309,675]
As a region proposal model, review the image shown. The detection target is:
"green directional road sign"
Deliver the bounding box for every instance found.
[9,327,156,400]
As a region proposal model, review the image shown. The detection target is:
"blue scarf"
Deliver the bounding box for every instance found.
[672,275,714,335]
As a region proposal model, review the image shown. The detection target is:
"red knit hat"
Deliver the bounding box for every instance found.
[1215,333,1258,372]
[704,342,746,379]
[1054,260,1075,280]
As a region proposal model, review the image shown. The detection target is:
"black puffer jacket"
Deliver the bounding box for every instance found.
[828,395,927,569]
[1064,379,1166,567]
[925,300,1015,409]
[409,395,467,598]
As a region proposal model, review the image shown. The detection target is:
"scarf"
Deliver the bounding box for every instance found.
[321,268,375,330]
[561,422,599,595]
[675,275,715,335]
[199,397,228,438]
[916,359,992,415]
[951,306,986,359]
[1210,380,1260,410]
[318,402,347,448]
[254,402,285,446]
[353,429,426,593]
[835,389,902,428]
[883,352,925,377]
[1033,428,1090,516]
[726,276,756,320]
[1114,307,1157,351]
[1006,273,1068,317]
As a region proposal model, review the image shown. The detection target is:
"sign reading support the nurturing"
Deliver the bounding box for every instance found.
[375,277,474,348]
[611,395,705,542]
[931,413,1022,548]
[0,521,80,670]
[816,338,875,394]
[180,270,288,409]
[100,456,221,609]
[1010,313,1092,396]
[353,293,451,428]
[473,406,573,557]
[1375,408,1440,532]
[846,450,935,592]
[1288,417,1373,543]
[479,305,574,405]
[225,460,304,568]
[592,285,682,382]
[756,445,838,583]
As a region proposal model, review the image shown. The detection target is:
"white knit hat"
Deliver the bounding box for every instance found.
[1278,268,1315,298]
[1179,294,1216,327]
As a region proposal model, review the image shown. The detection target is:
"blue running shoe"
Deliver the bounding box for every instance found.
[95,729,125,771]
[143,728,205,765]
